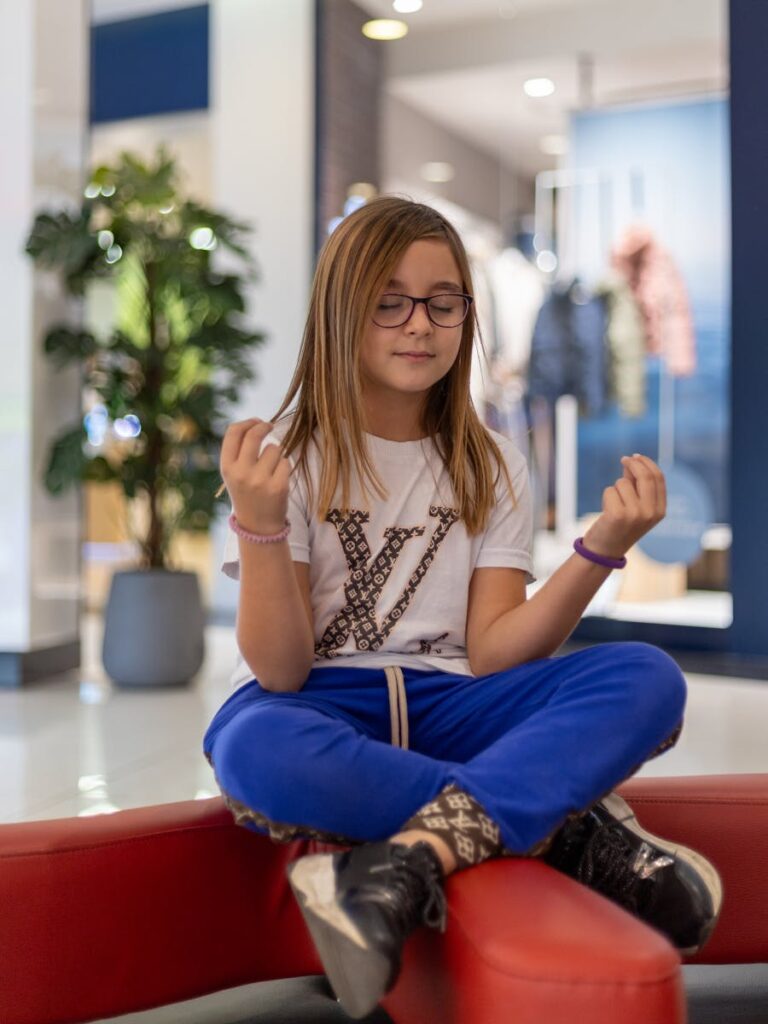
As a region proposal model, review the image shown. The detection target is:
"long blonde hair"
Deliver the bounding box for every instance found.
[267,195,518,536]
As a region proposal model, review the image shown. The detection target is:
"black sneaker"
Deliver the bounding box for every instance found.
[542,792,723,955]
[286,840,447,1019]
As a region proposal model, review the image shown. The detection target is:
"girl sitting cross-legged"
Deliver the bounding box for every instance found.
[203,195,722,1020]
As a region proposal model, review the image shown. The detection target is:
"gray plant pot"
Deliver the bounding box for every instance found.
[102,569,205,687]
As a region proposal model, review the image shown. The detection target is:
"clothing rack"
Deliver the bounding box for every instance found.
[533,164,676,540]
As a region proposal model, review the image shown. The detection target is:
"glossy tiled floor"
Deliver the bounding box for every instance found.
[1,613,767,825]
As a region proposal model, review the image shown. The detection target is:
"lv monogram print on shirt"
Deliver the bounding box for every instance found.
[418,632,449,655]
[315,504,460,658]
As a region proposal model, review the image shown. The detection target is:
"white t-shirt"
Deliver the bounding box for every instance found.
[222,415,535,692]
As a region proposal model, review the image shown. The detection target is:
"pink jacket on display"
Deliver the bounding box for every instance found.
[611,224,697,377]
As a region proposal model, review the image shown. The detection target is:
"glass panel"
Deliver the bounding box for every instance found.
[373,0,730,630]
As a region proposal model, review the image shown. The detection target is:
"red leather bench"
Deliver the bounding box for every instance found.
[2,774,766,1024]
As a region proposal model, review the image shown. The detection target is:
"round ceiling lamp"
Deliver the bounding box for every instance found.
[362,19,409,40]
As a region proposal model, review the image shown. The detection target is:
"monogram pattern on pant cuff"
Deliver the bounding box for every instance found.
[217,783,360,846]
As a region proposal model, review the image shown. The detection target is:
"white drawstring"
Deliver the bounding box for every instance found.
[384,665,409,749]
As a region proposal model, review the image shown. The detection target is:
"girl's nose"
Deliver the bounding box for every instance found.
[405,302,432,332]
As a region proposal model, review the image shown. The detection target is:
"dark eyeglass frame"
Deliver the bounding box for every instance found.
[371,292,474,329]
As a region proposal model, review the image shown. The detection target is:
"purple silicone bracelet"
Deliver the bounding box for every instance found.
[573,536,627,570]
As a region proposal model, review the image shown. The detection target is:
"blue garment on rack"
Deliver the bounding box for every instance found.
[527,280,609,416]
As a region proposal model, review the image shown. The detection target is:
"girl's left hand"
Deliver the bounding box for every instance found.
[581,454,667,560]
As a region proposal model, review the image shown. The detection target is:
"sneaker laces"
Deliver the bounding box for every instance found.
[386,845,448,934]
[579,824,656,916]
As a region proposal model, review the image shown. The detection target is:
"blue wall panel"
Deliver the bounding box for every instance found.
[90,4,208,123]
[728,0,768,658]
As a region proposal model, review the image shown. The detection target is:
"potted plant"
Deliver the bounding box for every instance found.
[25,149,265,686]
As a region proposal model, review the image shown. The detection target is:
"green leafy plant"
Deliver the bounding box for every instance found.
[26,149,264,569]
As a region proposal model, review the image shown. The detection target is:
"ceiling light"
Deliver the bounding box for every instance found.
[362,19,408,40]
[421,162,455,183]
[540,134,569,156]
[393,0,423,11]
[348,182,378,199]
[524,78,555,98]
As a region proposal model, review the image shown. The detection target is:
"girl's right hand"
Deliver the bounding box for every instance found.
[219,418,293,535]
[582,453,666,559]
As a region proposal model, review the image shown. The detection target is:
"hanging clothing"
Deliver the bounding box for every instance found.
[595,270,647,418]
[469,254,498,415]
[527,279,609,417]
[486,247,547,377]
[483,248,547,447]
[611,224,696,377]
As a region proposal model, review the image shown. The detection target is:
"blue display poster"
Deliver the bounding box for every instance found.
[637,463,714,565]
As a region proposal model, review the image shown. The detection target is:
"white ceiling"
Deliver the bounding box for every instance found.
[91,1,728,183]
[93,0,608,25]
[357,0,611,28]
[358,0,727,179]
[387,41,726,178]
[91,0,198,24]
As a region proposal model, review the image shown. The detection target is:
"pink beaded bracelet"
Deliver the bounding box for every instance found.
[228,512,291,544]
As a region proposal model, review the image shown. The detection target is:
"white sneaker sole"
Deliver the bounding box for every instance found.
[601,792,724,954]
[287,853,392,1019]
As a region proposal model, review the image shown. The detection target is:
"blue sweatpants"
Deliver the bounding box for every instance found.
[202,642,686,855]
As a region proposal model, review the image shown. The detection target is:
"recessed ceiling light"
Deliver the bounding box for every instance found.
[421,162,455,183]
[540,134,569,155]
[348,182,378,199]
[393,0,423,12]
[362,19,408,40]
[524,77,555,98]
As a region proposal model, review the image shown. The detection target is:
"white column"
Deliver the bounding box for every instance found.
[209,0,315,618]
[0,0,87,682]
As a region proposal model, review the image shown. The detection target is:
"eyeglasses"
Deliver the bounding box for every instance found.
[371,292,474,329]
